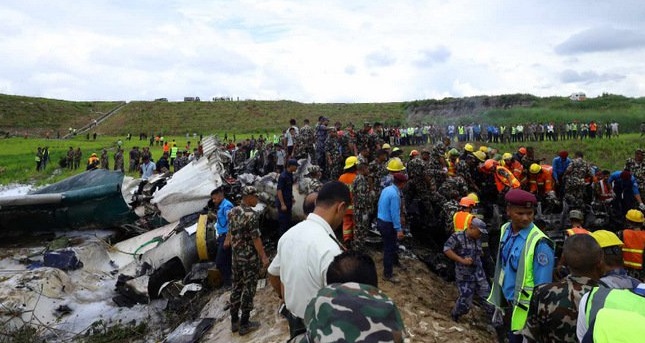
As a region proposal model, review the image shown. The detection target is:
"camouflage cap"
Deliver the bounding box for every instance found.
[241,186,257,196]
[302,282,405,343]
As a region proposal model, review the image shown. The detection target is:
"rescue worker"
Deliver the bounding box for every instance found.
[591,230,641,289]
[447,148,460,177]
[352,161,373,253]
[324,127,343,181]
[487,189,554,343]
[522,234,602,343]
[86,153,100,170]
[552,150,571,199]
[593,170,614,203]
[208,186,234,287]
[453,196,476,232]
[566,210,590,237]
[480,159,521,201]
[502,153,525,187]
[460,143,474,160]
[563,151,594,210]
[527,163,554,200]
[576,284,645,342]
[608,168,644,218]
[618,209,645,281]
[100,149,109,169]
[302,165,323,194]
[339,156,358,243]
[627,148,645,203]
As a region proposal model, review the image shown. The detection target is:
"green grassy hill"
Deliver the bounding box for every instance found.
[0,94,122,137]
[1,93,644,138]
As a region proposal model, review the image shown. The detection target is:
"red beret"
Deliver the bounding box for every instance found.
[392,172,408,182]
[559,150,568,158]
[505,189,537,208]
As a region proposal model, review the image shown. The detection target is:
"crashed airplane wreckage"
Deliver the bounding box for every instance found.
[0,136,313,236]
[0,136,318,339]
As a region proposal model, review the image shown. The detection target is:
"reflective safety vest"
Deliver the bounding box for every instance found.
[504,160,526,185]
[487,223,552,331]
[566,227,590,237]
[339,172,357,242]
[453,211,473,232]
[447,159,458,177]
[622,230,645,270]
[528,165,553,195]
[458,126,465,135]
[494,166,521,192]
[596,179,614,201]
[583,287,645,343]
[170,146,178,159]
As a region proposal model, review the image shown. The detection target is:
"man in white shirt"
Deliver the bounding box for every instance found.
[268,181,349,338]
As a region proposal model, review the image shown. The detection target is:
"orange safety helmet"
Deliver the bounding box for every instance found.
[459,196,476,207]
[483,159,498,172]
[518,147,527,155]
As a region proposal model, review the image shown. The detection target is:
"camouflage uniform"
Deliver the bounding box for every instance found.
[522,275,597,343]
[114,150,124,172]
[339,130,356,161]
[73,148,82,169]
[298,282,405,343]
[564,158,593,209]
[406,157,433,215]
[352,173,373,252]
[66,148,74,170]
[456,159,478,193]
[443,231,493,320]
[100,150,109,169]
[628,158,645,195]
[228,193,262,323]
[315,123,328,169]
[233,148,247,171]
[368,159,388,195]
[294,124,315,159]
[324,134,343,180]
[303,177,323,194]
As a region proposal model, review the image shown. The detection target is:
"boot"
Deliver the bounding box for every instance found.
[239,321,260,335]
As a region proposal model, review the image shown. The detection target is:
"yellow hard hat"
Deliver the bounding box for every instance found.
[344,156,358,170]
[591,230,623,248]
[502,153,513,160]
[467,192,480,204]
[386,158,406,172]
[409,150,419,157]
[392,147,401,152]
[626,209,645,223]
[91,153,97,157]
[382,143,391,149]
[464,143,474,152]
[529,163,542,174]
[473,151,487,162]
[479,146,488,153]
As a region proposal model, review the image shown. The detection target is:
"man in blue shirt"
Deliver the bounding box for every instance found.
[487,189,554,343]
[552,150,571,198]
[140,155,156,180]
[377,172,407,283]
[208,186,235,287]
[276,159,298,236]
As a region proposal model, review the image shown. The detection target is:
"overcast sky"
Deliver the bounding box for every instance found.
[1,0,644,102]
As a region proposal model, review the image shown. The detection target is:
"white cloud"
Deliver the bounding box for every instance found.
[0,0,644,102]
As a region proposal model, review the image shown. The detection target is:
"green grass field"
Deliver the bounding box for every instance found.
[1,133,642,186]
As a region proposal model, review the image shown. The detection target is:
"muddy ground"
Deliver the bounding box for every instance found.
[197,248,497,343]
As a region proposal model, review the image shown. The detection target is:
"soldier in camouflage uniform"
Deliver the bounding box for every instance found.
[293,119,315,159]
[457,154,481,193]
[100,149,109,169]
[352,162,373,253]
[226,186,270,336]
[627,148,645,201]
[324,128,343,181]
[295,282,406,343]
[438,176,470,234]
[522,234,601,343]
[443,218,493,322]
[114,148,124,172]
[368,149,389,195]
[563,151,594,210]
[339,123,357,161]
[73,147,82,170]
[406,150,434,217]
[314,117,329,171]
